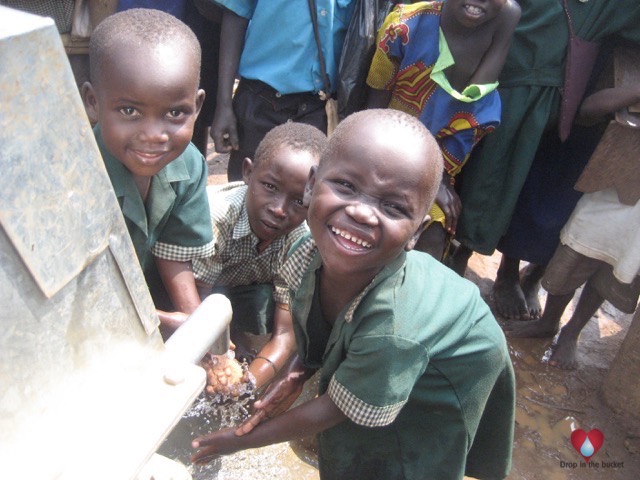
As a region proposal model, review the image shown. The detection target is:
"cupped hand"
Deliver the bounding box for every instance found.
[200,353,252,399]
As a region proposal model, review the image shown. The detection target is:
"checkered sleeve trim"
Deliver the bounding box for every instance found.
[328,376,406,427]
[151,240,215,262]
[279,236,317,291]
[273,284,290,305]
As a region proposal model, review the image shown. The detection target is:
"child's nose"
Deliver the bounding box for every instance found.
[139,119,169,143]
[345,203,378,226]
[268,197,287,218]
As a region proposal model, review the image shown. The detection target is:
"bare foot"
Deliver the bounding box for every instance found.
[520,264,545,319]
[493,277,530,320]
[548,336,578,369]
[502,319,558,338]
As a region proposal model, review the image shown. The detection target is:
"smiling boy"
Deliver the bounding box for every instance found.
[82,9,214,314]
[192,110,515,479]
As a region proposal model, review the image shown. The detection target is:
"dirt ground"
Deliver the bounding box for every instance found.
[203,143,640,479]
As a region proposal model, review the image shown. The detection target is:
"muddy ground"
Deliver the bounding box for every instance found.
[203,146,639,480]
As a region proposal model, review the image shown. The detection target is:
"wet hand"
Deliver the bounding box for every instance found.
[234,369,306,436]
[200,353,252,399]
[191,426,239,464]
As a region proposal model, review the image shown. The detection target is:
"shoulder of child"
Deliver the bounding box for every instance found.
[406,250,479,294]
[501,0,522,27]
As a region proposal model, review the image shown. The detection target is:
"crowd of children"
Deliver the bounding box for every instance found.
[70,1,640,478]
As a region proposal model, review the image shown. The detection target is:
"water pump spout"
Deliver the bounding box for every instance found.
[164,294,232,364]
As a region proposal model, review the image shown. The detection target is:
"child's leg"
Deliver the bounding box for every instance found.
[493,255,529,320]
[414,223,449,262]
[447,243,473,276]
[520,263,546,318]
[503,290,573,338]
[549,279,604,369]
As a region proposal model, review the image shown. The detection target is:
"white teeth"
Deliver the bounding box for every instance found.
[465,5,483,15]
[331,227,372,249]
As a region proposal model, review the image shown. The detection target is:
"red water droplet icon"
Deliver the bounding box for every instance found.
[570,429,604,461]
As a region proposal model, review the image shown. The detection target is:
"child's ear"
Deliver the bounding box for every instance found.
[405,215,431,252]
[242,157,254,184]
[194,88,205,117]
[302,166,318,207]
[81,82,99,124]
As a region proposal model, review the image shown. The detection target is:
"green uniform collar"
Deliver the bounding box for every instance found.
[430,28,498,103]
[95,125,189,237]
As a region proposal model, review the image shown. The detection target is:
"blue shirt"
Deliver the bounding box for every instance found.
[216,0,355,94]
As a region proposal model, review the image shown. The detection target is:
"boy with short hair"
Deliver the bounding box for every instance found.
[366,0,520,260]
[191,122,327,387]
[192,110,515,479]
[81,9,214,314]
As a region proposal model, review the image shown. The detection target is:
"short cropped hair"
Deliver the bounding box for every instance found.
[89,8,201,85]
[254,123,328,166]
[323,109,443,214]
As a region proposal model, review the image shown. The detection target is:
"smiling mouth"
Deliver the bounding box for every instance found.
[464,4,484,16]
[331,226,372,249]
[131,149,168,163]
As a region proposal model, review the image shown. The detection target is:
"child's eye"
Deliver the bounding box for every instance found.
[293,198,305,207]
[333,180,356,193]
[167,109,185,119]
[382,202,407,218]
[262,182,276,191]
[119,107,138,117]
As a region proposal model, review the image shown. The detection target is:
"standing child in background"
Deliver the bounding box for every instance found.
[504,79,640,370]
[192,110,515,479]
[82,9,214,316]
[191,122,327,388]
[210,0,356,181]
[366,0,520,261]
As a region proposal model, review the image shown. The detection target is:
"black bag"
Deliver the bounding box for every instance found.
[337,0,396,119]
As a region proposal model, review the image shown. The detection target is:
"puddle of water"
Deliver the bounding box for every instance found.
[156,351,320,480]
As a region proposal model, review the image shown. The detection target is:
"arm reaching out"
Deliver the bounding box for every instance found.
[247,303,297,389]
[239,353,316,435]
[155,258,201,336]
[191,392,346,464]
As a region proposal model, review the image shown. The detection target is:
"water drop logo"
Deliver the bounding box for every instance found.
[570,429,604,462]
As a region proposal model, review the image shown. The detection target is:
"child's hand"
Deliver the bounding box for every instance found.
[191,426,240,464]
[200,353,252,399]
[210,105,239,153]
[235,366,307,436]
[434,179,462,235]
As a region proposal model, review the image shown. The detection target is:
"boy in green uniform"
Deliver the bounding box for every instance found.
[81,9,214,315]
[192,110,515,479]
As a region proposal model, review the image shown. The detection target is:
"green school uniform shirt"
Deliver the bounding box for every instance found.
[95,126,214,299]
[281,234,516,479]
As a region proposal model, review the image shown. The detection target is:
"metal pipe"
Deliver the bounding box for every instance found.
[164,294,232,364]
